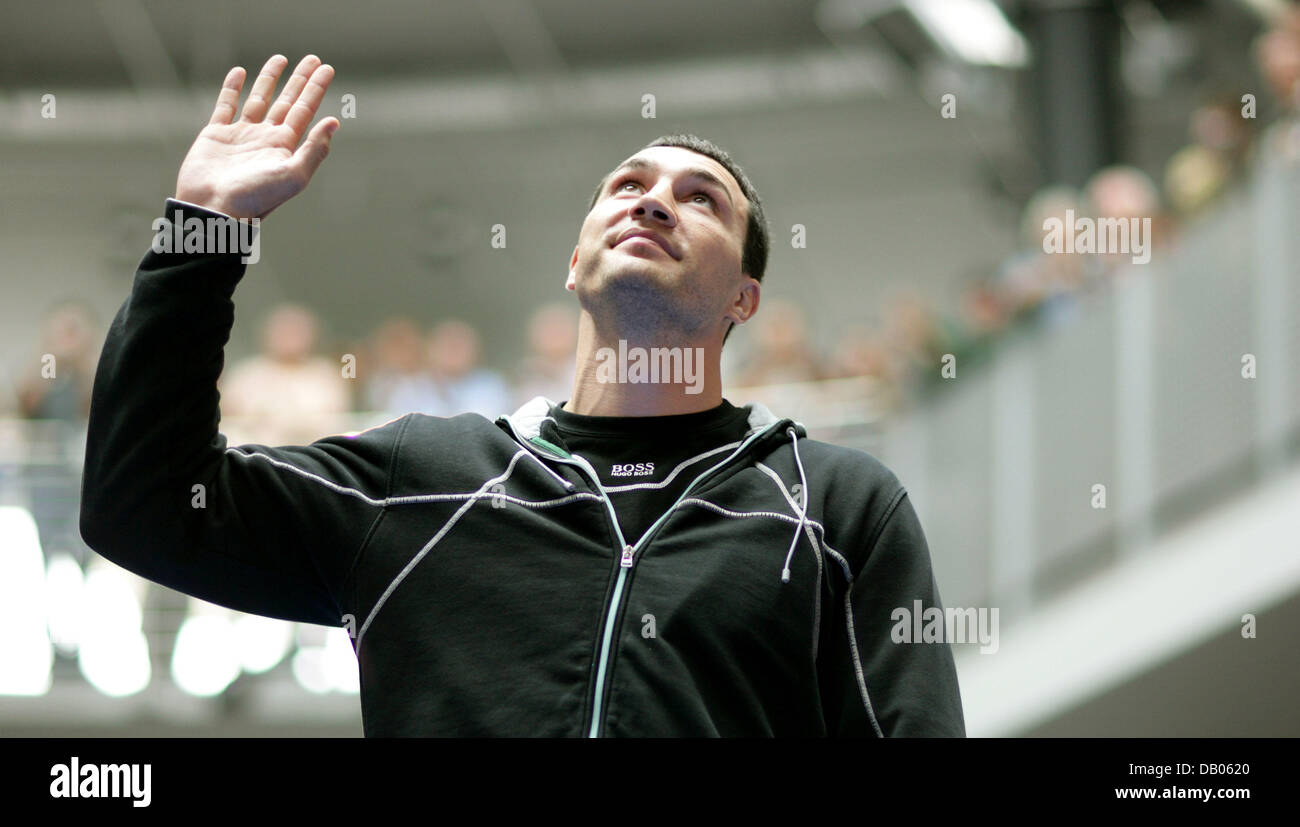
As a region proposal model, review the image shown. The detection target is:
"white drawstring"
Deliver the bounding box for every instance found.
[781,426,809,584]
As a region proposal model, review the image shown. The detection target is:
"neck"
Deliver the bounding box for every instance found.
[564,311,723,416]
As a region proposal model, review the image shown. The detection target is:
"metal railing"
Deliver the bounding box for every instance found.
[856,125,1300,618]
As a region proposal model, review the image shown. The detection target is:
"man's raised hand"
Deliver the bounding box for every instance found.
[174,55,339,220]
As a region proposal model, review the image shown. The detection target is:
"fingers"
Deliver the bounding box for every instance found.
[265,55,322,126]
[208,66,247,125]
[239,54,289,123]
[283,63,335,140]
[290,117,340,182]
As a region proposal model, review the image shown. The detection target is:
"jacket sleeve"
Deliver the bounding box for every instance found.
[79,200,404,627]
[822,489,967,737]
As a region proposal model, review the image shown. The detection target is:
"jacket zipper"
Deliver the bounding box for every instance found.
[502,414,789,738]
[574,425,786,737]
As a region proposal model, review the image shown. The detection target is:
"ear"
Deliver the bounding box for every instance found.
[724,277,761,327]
[565,244,579,292]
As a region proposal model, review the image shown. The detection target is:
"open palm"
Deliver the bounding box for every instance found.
[175,55,339,220]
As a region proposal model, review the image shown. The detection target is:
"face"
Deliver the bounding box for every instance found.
[45,306,94,358]
[264,306,318,362]
[567,146,758,339]
[429,321,480,377]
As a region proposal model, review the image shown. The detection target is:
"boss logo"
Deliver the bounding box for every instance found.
[611,462,655,477]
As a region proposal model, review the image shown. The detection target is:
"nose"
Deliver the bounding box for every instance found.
[630,182,676,226]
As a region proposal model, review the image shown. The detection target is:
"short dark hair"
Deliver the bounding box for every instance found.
[586,134,770,315]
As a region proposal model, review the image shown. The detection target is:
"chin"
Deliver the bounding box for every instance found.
[578,267,686,326]
[588,261,678,294]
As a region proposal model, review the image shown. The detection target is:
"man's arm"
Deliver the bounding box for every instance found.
[78,55,392,627]
[80,203,405,624]
[822,490,967,736]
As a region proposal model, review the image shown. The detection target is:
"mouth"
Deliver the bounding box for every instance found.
[614,229,677,259]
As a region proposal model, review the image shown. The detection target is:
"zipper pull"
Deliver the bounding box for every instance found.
[620,545,635,568]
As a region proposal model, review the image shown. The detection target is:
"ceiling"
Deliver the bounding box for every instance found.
[0,0,833,89]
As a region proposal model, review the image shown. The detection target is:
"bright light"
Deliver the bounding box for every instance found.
[290,647,332,695]
[0,507,52,695]
[171,615,241,697]
[291,626,359,694]
[79,628,151,697]
[232,614,294,674]
[324,628,360,694]
[907,0,1030,68]
[45,553,85,654]
[77,561,150,697]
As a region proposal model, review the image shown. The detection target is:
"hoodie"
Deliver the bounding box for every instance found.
[79,199,966,737]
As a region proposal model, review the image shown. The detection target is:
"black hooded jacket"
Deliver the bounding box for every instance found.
[79,200,966,737]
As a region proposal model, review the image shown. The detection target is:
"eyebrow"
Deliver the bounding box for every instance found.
[608,158,735,210]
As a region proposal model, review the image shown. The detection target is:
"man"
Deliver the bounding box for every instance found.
[80,54,965,737]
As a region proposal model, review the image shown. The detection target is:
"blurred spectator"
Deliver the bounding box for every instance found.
[1086,165,1153,215]
[514,302,578,405]
[952,278,1010,361]
[831,323,901,410]
[363,316,442,415]
[1164,96,1255,217]
[831,324,892,382]
[1190,95,1255,171]
[1084,164,1170,276]
[220,304,351,445]
[884,291,952,381]
[1255,3,1300,161]
[733,298,826,386]
[1256,4,1300,112]
[17,300,99,422]
[998,185,1090,326]
[424,319,512,418]
[14,300,100,562]
[1164,142,1234,217]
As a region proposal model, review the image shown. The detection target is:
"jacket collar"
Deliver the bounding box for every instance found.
[497,396,803,450]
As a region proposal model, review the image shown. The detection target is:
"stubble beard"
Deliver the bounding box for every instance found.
[578,253,712,343]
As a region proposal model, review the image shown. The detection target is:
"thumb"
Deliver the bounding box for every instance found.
[292,117,339,181]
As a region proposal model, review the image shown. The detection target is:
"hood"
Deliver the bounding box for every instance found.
[497,396,804,455]
[496,396,814,585]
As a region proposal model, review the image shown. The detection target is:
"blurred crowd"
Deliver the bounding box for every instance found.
[4,8,1298,439]
[213,301,581,446]
[735,6,1300,410]
[0,300,576,438]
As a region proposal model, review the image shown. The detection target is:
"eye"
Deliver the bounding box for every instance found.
[613,177,641,193]
[690,191,715,207]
